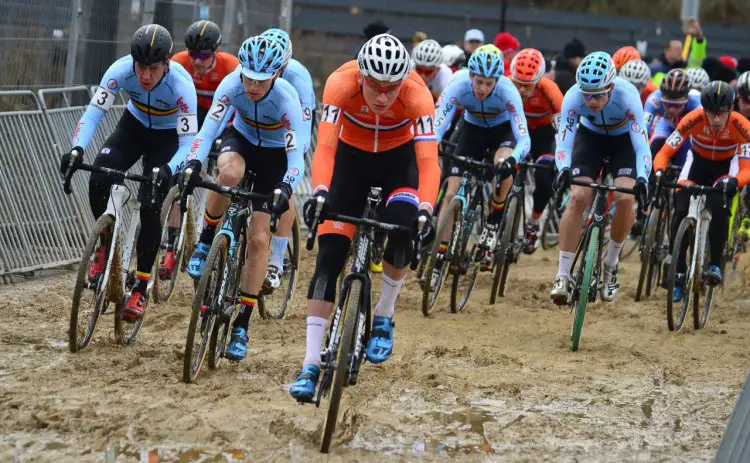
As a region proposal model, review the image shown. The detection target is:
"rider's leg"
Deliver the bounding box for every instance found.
[603,176,636,269]
[199,152,246,244]
[557,182,594,276]
[707,189,732,279]
[491,146,515,223]
[270,199,296,269]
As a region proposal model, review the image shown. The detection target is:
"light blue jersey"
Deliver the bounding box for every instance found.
[644,90,701,135]
[72,55,198,163]
[173,69,306,189]
[434,73,531,161]
[282,58,316,137]
[556,77,652,180]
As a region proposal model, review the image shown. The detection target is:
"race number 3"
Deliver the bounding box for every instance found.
[285,130,297,152]
[208,101,229,122]
[176,114,198,137]
[322,104,341,124]
[90,87,116,112]
[415,115,434,135]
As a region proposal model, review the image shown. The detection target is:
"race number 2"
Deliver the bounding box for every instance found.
[90,87,116,112]
[208,100,229,122]
[285,130,297,152]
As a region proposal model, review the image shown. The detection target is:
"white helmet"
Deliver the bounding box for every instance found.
[412,39,443,67]
[686,67,710,92]
[442,44,466,68]
[619,59,651,87]
[357,33,411,83]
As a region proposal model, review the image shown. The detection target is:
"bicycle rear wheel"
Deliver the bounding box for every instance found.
[258,216,300,319]
[635,207,660,301]
[320,279,361,453]
[183,235,228,383]
[450,200,484,313]
[666,218,695,332]
[422,199,462,317]
[69,215,116,353]
[571,226,599,352]
[153,187,195,303]
[491,195,520,301]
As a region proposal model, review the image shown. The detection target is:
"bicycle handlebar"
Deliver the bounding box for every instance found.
[440,152,495,171]
[570,179,636,196]
[63,149,152,195]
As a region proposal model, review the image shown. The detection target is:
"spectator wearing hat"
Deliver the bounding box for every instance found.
[463,29,485,61]
[494,32,520,76]
[553,38,586,94]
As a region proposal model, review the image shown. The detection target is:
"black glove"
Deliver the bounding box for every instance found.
[180,159,202,190]
[303,190,329,228]
[60,147,83,175]
[155,165,173,195]
[270,182,293,215]
[413,209,435,246]
[718,176,739,198]
[553,167,572,192]
[496,157,516,179]
[634,177,649,213]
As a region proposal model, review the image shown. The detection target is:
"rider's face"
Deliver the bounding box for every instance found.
[471,75,497,101]
[134,62,168,91]
[705,109,730,133]
[189,51,215,75]
[359,74,402,115]
[581,89,611,112]
[241,75,274,101]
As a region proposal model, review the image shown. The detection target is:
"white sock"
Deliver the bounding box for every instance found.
[374,273,404,318]
[528,215,540,226]
[303,316,327,367]
[270,236,288,269]
[557,251,576,279]
[604,240,624,269]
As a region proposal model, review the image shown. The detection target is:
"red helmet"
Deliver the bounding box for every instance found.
[510,48,545,83]
[613,46,641,71]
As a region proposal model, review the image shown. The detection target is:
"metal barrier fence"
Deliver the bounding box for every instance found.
[0,85,320,277]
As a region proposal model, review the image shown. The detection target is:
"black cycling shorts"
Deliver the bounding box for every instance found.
[681,151,734,186]
[446,120,516,178]
[570,126,637,180]
[219,126,287,214]
[529,124,556,159]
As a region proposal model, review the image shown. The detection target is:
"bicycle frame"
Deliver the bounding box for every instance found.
[686,193,712,289]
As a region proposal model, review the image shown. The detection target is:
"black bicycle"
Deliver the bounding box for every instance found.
[302,187,425,453]
[491,159,554,303]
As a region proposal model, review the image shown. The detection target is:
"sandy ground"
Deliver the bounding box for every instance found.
[1,246,749,462]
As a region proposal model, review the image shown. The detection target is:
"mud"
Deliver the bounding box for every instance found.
[1,247,748,462]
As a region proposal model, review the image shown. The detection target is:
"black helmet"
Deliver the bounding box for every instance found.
[131,24,173,65]
[701,80,735,113]
[185,20,222,52]
[659,68,690,101]
[737,71,750,100]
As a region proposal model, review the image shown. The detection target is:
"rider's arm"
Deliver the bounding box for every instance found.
[279,87,307,190]
[434,78,462,143]
[623,90,653,180]
[286,61,317,140]
[653,109,699,171]
[730,114,750,187]
[410,82,441,212]
[166,68,199,172]
[541,78,564,130]
[71,57,128,149]
[643,92,659,136]
[310,73,345,193]
[554,88,581,171]
[502,82,532,162]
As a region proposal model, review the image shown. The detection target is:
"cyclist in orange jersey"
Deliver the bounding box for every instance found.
[613,46,641,71]
[654,81,750,300]
[172,20,239,127]
[289,34,440,402]
[510,48,563,253]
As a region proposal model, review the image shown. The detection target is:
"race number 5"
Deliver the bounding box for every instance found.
[90,87,116,112]
[176,114,198,137]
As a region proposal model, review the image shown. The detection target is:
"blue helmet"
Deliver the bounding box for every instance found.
[237,36,286,80]
[261,28,293,66]
[576,51,616,92]
[467,44,504,79]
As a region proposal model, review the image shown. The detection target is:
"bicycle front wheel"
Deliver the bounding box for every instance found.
[450,199,484,313]
[320,279,361,453]
[635,206,659,301]
[491,194,520,301]
[571,226,599,352]
[421,199,462,317]
[666,218,695,332]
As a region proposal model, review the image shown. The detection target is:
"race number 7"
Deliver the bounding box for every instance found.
[322,104,341,124]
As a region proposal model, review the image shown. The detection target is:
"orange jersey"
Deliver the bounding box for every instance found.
[654,109,750,187]
[522,77,563,130]
[172,51,239,110]
[641,81,657,106]
[312,61,440,209]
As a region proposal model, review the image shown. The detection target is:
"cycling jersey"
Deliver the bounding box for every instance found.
[282,58,317,137]
[411,63,453,101]
[435,72,531,161]
[171,51,239,111]
[172,69,306,189]
[521,77,563,130]
[72,55,198,162]
[640,81,657,106]
[555,77,651,180]
[654,109,750,187]
[644,90,701,135]
[312,60,440,210]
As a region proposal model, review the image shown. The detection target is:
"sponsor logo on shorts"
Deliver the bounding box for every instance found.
[100,147,111,155]
[617,167,633,176]
[500,141,514,147]
[221,146,232,152]
[451,166,459,174]
[572,168,580,176]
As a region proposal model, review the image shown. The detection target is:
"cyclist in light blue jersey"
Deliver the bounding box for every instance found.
[180,35,306,362]
[433,44,530,268]
[259,28,317,287]
[550,51,651,306]
[59,24,198,322]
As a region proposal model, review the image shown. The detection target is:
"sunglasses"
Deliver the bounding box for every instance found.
[662,100,687,109]
[189,51,214,61]
[363,77,402,95]
[512,79,537,90]
[581,91,609,101]
[415,66,438,76]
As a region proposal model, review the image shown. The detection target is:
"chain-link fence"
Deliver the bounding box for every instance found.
[1,0,292,89]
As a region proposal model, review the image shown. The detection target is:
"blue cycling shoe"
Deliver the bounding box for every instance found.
[225,327,249,361]
[705,265,723,286]
[366,316,394,364]
[672,285,683,303]
[187,242,211,280]
[290,364,320,402]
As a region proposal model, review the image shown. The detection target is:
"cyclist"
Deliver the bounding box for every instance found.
[172,20,239,127]
[550,51,650,305]
[612,46,641,71]
[619,59,656,105]
[644,68,693,137]
[59,25,198,322]
[288,34,439,401]
[412,39,454,102]
[509,48,563,254]
[653,81,750,300]
[733,72,750,241]
[259,28,317,288]
[442,44,466,73]
[433,44,531,270]
[180,36,307,361]
[686,67,710,97]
